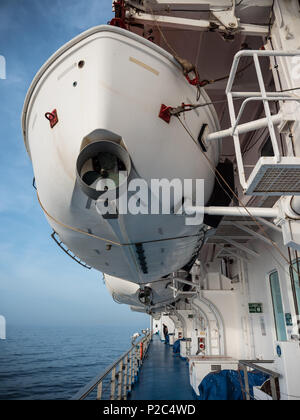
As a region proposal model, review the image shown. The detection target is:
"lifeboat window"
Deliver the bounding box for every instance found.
[269,271,287,341]
[289,259,300,315]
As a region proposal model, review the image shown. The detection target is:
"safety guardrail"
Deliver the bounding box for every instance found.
[51,231,92,269]
[206,49,300,195]
[71,332,152,400]
[238,359,280,400]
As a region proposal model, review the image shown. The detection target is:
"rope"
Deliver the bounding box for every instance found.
[175,115,296,273]
[36,192,203,247]
[146,2,202,100]
[146,1,254,93]
[37,192,122,247]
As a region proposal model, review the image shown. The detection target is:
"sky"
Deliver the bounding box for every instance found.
[0,0,148,329]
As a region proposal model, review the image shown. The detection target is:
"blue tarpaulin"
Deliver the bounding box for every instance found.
[198,369,269,400]
[173,338,186,353]
[173,339,181,353]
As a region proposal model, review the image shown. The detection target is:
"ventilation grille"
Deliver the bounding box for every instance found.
[246,157,300,196]
[254,167,300,193]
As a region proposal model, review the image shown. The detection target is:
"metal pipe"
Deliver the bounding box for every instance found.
[253,53,281,161]
[270,377,278,400]
[123,355,128,400]
[232,97,297,136]
[186,206,279,218]
[226,50,300,95]
[110,367,116,400]
[117,360,123,400]
[128,351,133,392]
[96,382,102,400]
[231,91,297,98]
[227,92,247,188]
[173,277,199,288]
[256,217,282,233]
[206,113,282,141]
[222,49,300,192]
[239,360,279,377]
[241,365,250,400]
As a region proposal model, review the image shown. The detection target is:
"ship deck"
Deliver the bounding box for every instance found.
[128,334,195,400]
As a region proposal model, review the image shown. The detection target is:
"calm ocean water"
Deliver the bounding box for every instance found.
[0,324,145,400]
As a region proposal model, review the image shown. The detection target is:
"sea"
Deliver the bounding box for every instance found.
[0,324,146,400]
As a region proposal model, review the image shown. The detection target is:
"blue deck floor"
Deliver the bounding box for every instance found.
[128,334,195,400]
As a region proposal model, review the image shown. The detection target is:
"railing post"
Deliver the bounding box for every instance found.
[238,360,279,400]
[132,347,136,381]
[123,355,128,400]
[143,334,149,357]
[110,367,117,400]
[71,334,152,400]
[134,346,138,380]
[117,360,124,400]
[242,365,250,400]
[143,337,147,357]
[96,381,103,400]
[128,350,133,392]
[137,345,140,371]
[270,377,278,400]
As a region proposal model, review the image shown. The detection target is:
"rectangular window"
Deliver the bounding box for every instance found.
[269,271,287,341]
[290,259,300,315]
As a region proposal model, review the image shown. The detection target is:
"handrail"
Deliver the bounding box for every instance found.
[238,359,280,400]
[239,360,280,378]
[51,231,92,269]
[207,49,300,191]
[71,332,152,400]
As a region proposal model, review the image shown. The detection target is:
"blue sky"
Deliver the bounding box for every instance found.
[0,0,148,328]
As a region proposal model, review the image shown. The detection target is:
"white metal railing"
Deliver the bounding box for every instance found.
[206,49,300,191]
[71,332,152,400]
[238,360,280,400]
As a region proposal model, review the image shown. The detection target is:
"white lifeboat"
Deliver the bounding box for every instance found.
[22,25,220,285]
[105,273,178,309]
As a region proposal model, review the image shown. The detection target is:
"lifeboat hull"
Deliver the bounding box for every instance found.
[22,25,220,284]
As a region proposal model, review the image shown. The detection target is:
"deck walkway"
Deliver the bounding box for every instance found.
[128,334,195,400]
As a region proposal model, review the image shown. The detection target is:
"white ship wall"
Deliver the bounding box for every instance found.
[242,231,300,399]
[154,229,300,399]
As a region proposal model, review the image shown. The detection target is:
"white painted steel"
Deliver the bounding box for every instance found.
[205,48,300,191]
[206,114,282,141]
[186,206,279,218]
[104,274,176,308]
